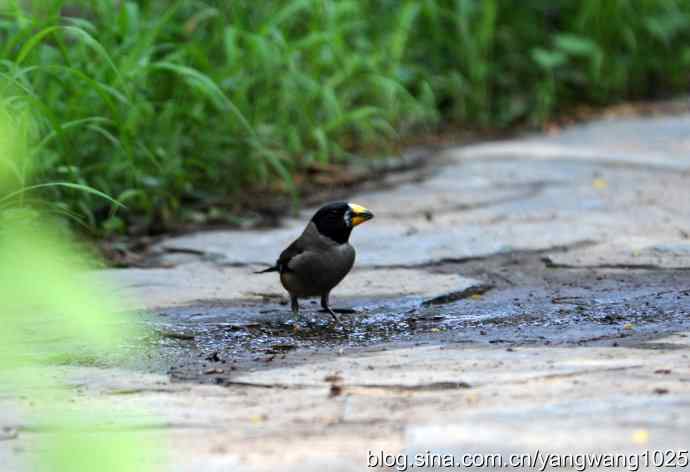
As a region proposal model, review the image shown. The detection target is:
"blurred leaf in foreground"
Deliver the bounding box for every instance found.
[0,87,163,471]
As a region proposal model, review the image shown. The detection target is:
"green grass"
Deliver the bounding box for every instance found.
[1,0,690,234]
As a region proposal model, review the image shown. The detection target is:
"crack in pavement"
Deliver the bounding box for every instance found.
[497,365,645,386]
[186,366,646,394]
[216,380,472,392]
[368,240,599,270]
[543,258,690,271]
[345,381,472,392]
[149,241,602,273]
[376,180,556,219]
[422,284,494,306]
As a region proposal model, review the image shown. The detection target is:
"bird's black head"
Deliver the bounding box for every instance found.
[311,201,374,244]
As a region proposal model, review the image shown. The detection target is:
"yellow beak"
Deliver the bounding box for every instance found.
[348,203,374,227]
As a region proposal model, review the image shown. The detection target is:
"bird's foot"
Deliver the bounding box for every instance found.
[327,308,340,324]
[319,306,340,323]
[319,307,355,317]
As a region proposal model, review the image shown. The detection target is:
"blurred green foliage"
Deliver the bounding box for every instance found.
[0,94,161,471]
[1,0,689,232]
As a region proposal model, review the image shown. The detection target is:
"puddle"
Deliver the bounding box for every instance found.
[122,254,690,385]
[70,252,689,385]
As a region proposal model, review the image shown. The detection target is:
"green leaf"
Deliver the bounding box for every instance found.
[554,33,599,57]
[150,62,254,136]
[531,48,567,70]
[0,182,125,209]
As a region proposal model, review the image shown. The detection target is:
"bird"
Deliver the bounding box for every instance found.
[256,201,374,321]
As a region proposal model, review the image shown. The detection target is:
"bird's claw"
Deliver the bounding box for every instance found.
[325,307,340,323]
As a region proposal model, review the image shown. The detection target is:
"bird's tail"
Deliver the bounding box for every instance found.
[254,265,279,274]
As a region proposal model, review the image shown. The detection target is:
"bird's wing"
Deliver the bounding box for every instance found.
[255,240,305,274]
[286,240,355,281]
[276,222,353,278]
[276,239,305,273]
[276,222,330,273]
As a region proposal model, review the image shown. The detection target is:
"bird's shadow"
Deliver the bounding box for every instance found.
[318,308,357,314]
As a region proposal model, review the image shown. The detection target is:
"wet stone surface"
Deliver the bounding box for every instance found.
[144,252,690,386]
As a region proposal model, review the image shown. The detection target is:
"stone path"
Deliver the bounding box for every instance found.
[4,114,690,471]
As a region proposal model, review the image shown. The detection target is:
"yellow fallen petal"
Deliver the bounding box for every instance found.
[631,429,649,445]
[465,393,480,405]
[249,415,265,424]
[593,178,608,190]
[470,294,482,300]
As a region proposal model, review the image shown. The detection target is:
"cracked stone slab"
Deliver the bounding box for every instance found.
[96,264,481,310]
[3,332,690,472]
[545,238,690,269]
[154,165,685,267]
[229,343,645,389]
[153,114,690,268]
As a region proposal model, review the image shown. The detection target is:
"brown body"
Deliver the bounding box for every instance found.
[279,222,355,298]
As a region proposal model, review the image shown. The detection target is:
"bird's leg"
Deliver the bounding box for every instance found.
[321,293,339,323]
[291,295,299,315]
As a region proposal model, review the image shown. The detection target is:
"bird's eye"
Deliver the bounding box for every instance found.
[343,210,352,226]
